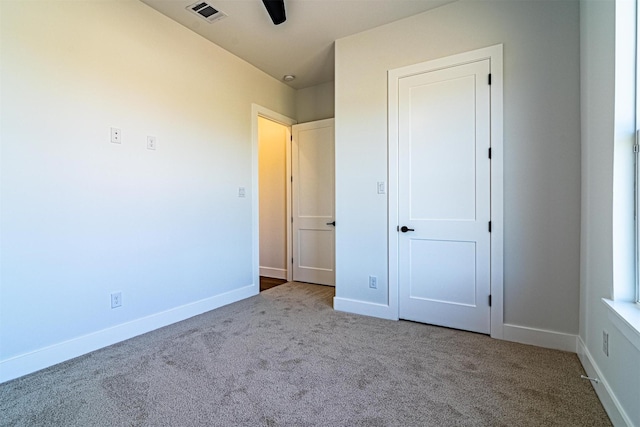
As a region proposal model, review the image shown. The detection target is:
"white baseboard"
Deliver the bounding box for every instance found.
[333,297,398,320]
[502,323,577,352]
[577,337,632,426]
[259,267,287,280]
[0,284,258,384]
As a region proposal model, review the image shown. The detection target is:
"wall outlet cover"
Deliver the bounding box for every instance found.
[147,136,156,150]
[111,292,122,309]
[110,127,121,144]
[369,275,377,289]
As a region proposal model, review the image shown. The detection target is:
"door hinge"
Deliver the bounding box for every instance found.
[488,74,492,85]
[291,217,293,223]
[488,221,492,232]
[291,176,293,182]
[290,135,293,141]
[634,144,639,153]
[489,295,492,307]
[488,147,492,159]
[291,257,294,264]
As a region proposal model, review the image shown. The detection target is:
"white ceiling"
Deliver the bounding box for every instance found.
[140,0,454,89]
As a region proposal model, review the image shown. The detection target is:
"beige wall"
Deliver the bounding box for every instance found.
[258,118,288,278]
[0,0,295,381]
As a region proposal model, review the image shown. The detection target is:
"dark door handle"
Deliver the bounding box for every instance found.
[400,226,414,233]
[326,221,336,226]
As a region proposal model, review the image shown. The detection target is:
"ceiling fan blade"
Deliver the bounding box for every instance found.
[262,0,286,25]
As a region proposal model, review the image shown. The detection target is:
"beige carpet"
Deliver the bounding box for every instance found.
[0,282,610,426]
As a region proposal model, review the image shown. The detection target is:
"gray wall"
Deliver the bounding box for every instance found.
[296,81,335,123]
[334,0,581,334]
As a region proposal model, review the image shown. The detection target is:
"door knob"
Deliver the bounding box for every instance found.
[400,226,414,233]
[326,221,336,226]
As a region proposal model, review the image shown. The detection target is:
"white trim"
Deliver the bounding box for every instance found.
[502,324,577,352]
[251,104,297,285]
[488,45,505,340]
[388,61,400,320]
[259,267,288,280]
[634,0,640,305]
[387,45,504,338]
[0,284,257,384]
[285,126,293,282]
[577,337,632,426]
[602,298,640,351]
[333,297,398,321]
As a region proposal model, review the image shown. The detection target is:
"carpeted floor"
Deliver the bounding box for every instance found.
[0,282,610,426]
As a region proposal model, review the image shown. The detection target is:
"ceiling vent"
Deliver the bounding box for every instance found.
[186,2,227,23]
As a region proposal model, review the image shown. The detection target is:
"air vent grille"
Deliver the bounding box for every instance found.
[187,1,227,23]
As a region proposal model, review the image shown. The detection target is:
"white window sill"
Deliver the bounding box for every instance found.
[602,298,640,351]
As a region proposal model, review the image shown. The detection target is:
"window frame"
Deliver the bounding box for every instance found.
[636,0,640,304]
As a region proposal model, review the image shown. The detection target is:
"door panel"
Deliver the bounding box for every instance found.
[409,75,477,221]
[292,119,335,286]
[298,229,333,270]
[398,59,491,334]
[409,239,477,305]
[297,126,334,217]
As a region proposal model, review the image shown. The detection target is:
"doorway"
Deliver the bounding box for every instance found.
[252,105,336,291]
[387,45,504,338]
[258,116,290,288]
[252,105,296,291]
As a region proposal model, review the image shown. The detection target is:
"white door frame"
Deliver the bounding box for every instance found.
[252,104,297,290]
[387,45,504,339]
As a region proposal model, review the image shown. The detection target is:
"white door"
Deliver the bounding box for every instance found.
[292,119,335,286]
[398,60,491,334]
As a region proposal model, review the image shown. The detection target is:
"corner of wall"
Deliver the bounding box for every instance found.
[576,337,634,426]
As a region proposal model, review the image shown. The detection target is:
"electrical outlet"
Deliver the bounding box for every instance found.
[111,292,122,309]
[147,136,156,150]
[110,127,121,144]
[238,187,246,198]
[369,275,377,289]
[377,181,386,194]
[602,330,609,356]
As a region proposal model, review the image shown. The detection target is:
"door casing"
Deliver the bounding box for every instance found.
[387,45,504,339]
